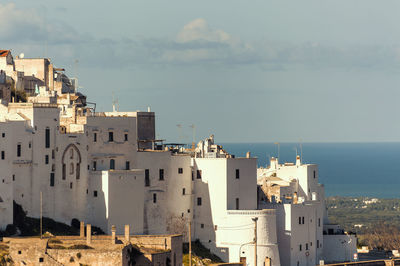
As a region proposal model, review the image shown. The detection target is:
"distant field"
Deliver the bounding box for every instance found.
[326,196,400,234]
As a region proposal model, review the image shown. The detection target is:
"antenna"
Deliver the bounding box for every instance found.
[176,124,183,143]
[274,142,280,161]
[189,124,196,143]
[299,139,303,164]
[189,124,196,149]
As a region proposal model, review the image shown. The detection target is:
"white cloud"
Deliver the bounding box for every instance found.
[177,18,232,44]
[2,5,400,71]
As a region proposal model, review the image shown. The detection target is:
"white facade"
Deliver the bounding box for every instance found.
[258,156,357,265]
[0,51,355,266]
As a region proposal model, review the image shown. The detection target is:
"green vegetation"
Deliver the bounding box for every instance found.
[0,201,104,237]
[182,240,223,266]
[327,196,400,250]
[10,89,27,103]
[0,242,12,265]
[326,196,400,233]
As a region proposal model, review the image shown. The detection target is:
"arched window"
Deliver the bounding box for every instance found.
[110,159,115,170]
[70,162,74,175]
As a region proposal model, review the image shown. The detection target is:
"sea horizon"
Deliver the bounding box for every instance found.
[220,142,400,199]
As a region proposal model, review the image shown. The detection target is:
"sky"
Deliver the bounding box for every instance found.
[1,1,400,142]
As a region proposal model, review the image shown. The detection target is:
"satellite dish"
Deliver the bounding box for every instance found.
[19,53,24,59]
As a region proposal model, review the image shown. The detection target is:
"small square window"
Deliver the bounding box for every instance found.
[94,190,98,197]
[178,168,183,174]
[39,257,44,262]
[201,224,204,228]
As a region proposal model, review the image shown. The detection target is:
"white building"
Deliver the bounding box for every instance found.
[258,156,357,265]
[0,50,355,266]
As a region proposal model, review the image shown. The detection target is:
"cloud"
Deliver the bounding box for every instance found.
[0,3,87,45]
[177,18,232,44]
[2,5,400,72]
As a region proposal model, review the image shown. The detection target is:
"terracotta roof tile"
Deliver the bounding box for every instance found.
[0,50,10,57]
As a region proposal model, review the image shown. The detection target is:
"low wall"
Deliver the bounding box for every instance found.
[321,259,400,266]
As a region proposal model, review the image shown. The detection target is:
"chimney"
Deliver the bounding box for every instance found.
[296,155,301,166]
[246,151,251,158]
[86,224,92,245]
[125,225,130,242]
[111,225,116,244]
[80,221,85,238]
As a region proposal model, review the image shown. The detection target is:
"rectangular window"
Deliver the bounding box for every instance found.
[17,144,21,157]
[302,216,305,224]
[153,193,157,203]
[62,164,66,180]
[45,128,50,148]
[94,133,97,142]
[306,243,309,250]
[159,169,164,180]
[318,218,321,227]
[108,131,114,142]
[197,197,202,206]
[313,170,316,179]
[191,171,194,181]
[124,133,128,141]
[317,240,319,249]
[196,170,202,179]
[201,224,204,228]
[94,190,98,197]
[70,182,73,189]
[299,217,301,225]
[1,151,4,160]
[182,188,186,195]
[125,161,130,170]
[50,173,55,187]
[145,169,150,187]
[45,155,49,164]
[299,244,302,251]
[93,161,97,171]
[236,198,239,210]
[51,149,55,159]
[178,168,183,174]
[236,169,240,179]
[1,133,4,138]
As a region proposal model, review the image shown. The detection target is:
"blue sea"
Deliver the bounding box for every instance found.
[221,143,400,198]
